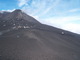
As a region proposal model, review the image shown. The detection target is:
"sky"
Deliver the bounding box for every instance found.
[0,0,80,34]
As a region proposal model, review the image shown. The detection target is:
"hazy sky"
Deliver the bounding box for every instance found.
[0,0,80,34]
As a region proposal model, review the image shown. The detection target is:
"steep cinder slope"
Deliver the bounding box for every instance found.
[0,9,80,60]
[0,9,41,31]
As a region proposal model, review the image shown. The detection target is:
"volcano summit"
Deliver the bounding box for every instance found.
[0,9,80,60]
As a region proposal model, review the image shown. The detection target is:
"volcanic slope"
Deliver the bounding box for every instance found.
[0,9,80,60]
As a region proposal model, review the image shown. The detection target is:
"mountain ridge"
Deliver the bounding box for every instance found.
[0,9,80,60]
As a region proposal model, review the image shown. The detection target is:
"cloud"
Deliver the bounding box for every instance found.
[62,23,80,34]
[18,0,61,16]
[69,8,80,12]
[18,0,27,7]
[37,0,60,16]
[1,9,15,12]
[40,16,80,34]
[17,0,80,34]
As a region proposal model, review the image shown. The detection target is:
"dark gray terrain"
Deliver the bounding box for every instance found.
[0,9,80,60]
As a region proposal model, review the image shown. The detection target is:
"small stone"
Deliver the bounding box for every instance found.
[13,24,15,25]
[0,55,1,56]
[61,32,64,35]
[3,24,6,26]
[18,26,22,28]
[3,21,5,22]
[17,35,20,38]
[12,27,16,29]
[23,26,26,28]
[0,32,3,35]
